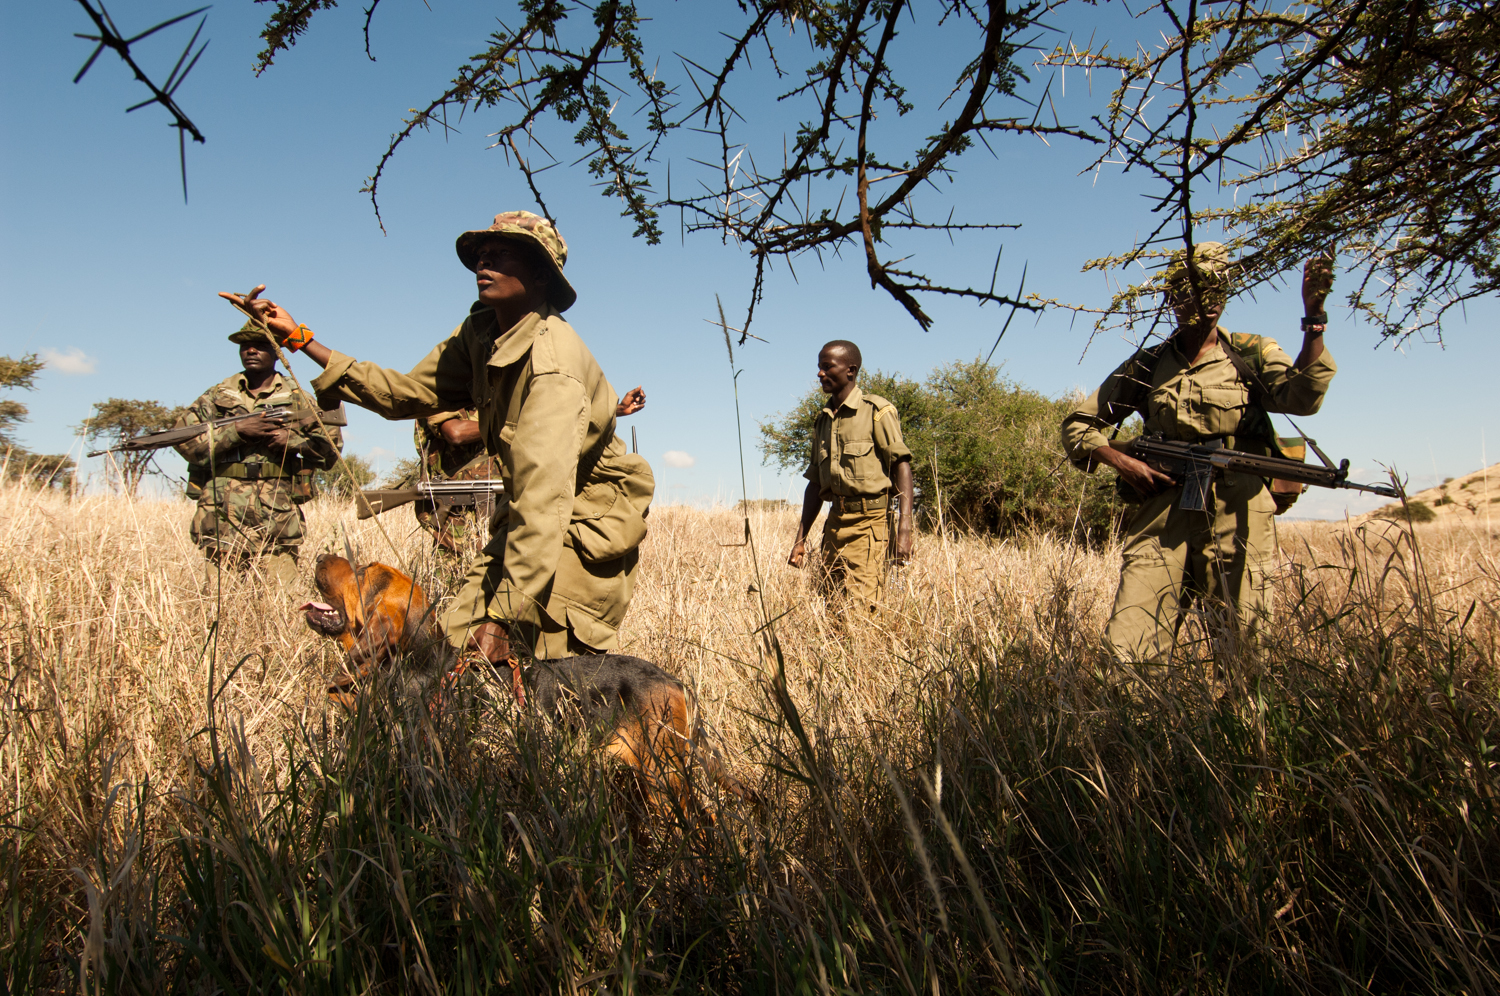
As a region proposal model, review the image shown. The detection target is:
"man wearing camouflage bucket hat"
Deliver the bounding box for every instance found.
[1060,243,1338,664]
[221,210,655,664]
[173,323,344,586]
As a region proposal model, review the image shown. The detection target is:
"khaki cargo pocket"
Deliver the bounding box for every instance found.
[1200,387,1249,436]
[840,437,874,480]
[568,480,648,563]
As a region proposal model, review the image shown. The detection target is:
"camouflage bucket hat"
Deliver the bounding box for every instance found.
[455,210,577,311]
[228,320,275,345]
[1163,241,1235,305]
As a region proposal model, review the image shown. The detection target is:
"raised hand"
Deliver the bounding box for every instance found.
[219,285,300,345]
[616,386,646,417]
[1302,254,1334,316]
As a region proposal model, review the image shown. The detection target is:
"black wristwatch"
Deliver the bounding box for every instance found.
[1301,313,1328,331]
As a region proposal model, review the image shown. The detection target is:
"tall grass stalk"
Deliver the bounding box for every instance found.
[2,479,1497,993]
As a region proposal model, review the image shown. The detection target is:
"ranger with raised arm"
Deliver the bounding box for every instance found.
[787,340,915,619]
[1061,243,1337,662]
[175,324,344,586]
[221,211,654,666]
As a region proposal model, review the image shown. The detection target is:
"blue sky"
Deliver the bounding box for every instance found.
[3,1,1495,519]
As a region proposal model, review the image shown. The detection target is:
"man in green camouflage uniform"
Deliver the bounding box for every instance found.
[1061,244,1337,662]
[788,340,914,619]
[222,211,654,665]
[175,325,344,586]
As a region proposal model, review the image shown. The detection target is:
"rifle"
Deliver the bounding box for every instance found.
[87,403,348,457]
[355,479,506,520]
[1117,434,1401,512]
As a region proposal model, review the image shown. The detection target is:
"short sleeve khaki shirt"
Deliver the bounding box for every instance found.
[803,385,912,499]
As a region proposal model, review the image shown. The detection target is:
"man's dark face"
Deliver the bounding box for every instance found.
[473,238,544,311]
[239,342,276,374]
[816,346,858,397]
[1169,289,1226,336]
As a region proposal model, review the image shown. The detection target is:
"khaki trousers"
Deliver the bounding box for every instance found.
[1105,471,1276,663]
[818,505,890,618]
[438,518,637,660]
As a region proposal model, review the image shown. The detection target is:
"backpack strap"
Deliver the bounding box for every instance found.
[1216,331,1274,406]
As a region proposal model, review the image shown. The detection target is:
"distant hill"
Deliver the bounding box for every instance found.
[1352,462,1500,525]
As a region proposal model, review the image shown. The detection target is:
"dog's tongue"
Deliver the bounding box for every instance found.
[298,601,335,613]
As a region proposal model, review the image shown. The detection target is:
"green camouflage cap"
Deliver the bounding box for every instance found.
[455,210,577,311]
[1163,241,1234,304]
[228,320,276,345]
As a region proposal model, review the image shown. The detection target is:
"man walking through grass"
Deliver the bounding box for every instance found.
[1061,243,1337,662]
[221,211,654,667]
[787,340,915,619]
[174,325,344,586]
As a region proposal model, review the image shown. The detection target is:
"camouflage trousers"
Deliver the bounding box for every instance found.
[1105,472,1275,664]
[191,478,305,586]
[818,506,890,619]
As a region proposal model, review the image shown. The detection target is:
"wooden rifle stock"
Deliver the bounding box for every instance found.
[356,480,506,520]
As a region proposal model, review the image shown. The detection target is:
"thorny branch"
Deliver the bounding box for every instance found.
[255,0,1087,340]
[71,0,210,202]
[1040,0,1500,344]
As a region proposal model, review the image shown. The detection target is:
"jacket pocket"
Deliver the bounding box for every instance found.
[840,437,874,480]
[568,480,648,563]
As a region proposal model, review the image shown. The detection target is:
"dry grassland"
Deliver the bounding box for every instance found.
[3,481,1499,993]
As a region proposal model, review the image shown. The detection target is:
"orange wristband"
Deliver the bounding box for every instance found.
[283,324,315,352]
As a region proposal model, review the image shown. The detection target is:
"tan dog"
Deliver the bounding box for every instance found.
[301,554,758,817]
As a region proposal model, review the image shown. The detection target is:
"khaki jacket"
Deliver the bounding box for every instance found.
[174,371,342,478]
[310,304,654,627]
[1061,329,1336,469]
[804,385,912,499]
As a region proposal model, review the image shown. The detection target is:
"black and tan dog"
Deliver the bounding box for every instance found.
[301,553,757,815]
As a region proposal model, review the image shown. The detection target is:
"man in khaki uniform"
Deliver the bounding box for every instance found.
[787,340,914,618]
[1061,243,1337,661]
[175,325,344,585]
[222,211,654,664]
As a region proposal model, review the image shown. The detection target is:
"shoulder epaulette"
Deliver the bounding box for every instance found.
[861,394,898,422]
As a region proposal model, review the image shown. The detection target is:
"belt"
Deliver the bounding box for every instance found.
[215,461,298,481]
[832,493,888,513]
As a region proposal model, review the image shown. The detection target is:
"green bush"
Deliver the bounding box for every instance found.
[312,453,377,497]
[1375,499,1438,523]
[760,360,1126,546]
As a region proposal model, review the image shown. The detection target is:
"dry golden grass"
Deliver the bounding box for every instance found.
[4,480,1499,993]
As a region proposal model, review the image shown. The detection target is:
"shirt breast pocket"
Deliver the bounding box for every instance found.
[1199,386,1249,435]
[840,437,874,480]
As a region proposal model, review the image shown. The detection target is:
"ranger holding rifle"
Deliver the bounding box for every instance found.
[1061,242,1342,663]
[170,323,344,585]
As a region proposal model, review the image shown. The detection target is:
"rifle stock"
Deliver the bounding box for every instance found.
[356,480,506,520]
[355,490,422,519]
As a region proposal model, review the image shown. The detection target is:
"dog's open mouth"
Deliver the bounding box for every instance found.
[298,600,345,633]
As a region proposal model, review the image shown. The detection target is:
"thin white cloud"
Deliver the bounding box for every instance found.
[661,450,695,468]
[40,346,96,375]
[367,447,395,460]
